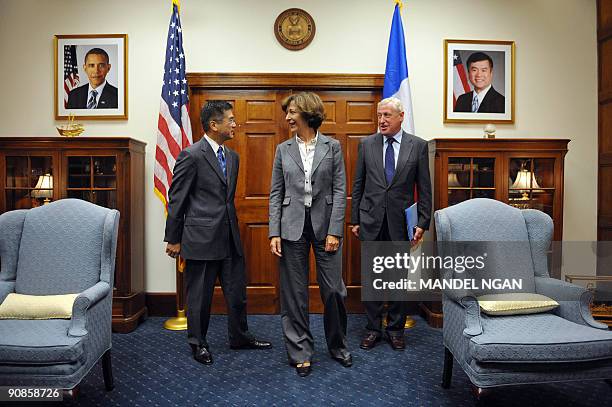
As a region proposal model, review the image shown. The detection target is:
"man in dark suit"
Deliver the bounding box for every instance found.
[453,51,505,113]
[164,101,271,365]
[351,97,432,351]
[67,48,118,109]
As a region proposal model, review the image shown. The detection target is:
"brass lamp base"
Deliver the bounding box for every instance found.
[383,314,417,329]
[164,310,188,331]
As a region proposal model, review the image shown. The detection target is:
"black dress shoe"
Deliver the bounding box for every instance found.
[360,332,381,350]
[230,339,272,350]
[193,345,213,365]
[332,353,353,368]
[295,362,312,377]
[386,333,406,351]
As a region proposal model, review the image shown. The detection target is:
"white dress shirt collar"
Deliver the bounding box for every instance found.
[382,130,403,145]
[204,134,224,154]
[474,84,492,106]
[87,80,106,106]
[295,131,319,147]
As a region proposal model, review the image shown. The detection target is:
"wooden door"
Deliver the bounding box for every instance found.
[187,74,383,313]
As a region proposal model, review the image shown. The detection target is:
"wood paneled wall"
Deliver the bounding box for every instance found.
[186,73,383,313]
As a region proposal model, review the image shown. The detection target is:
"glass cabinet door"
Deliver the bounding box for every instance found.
[447,157,496,206]
[66,156,117,209]
[5,155,54,210]
[508,158,555,218]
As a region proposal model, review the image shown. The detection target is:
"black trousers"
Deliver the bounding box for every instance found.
[363,214,408,336]
[279,208,348,364]
[185,241,252,348]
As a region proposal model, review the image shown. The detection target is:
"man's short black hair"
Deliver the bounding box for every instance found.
[466,52,493,70]
[84,48,110,64]
[200,101,233,132]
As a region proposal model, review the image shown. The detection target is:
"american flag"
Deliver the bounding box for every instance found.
[154,1,193,213]
[452,51,471,108]
[63,45,80,108]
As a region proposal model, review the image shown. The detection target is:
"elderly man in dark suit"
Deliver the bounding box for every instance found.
[453,51,505,113]
[164,101,271,366]
[67,48,118,109]
[351,96,432,351]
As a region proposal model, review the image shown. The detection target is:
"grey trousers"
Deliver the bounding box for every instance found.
[279,209,348,364]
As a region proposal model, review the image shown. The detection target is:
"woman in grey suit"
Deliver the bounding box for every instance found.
[269,92,351,377]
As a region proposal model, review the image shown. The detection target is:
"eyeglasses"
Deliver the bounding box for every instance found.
[212,117,236,125]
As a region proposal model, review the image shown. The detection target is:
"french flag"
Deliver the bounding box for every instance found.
[383,2,415,135]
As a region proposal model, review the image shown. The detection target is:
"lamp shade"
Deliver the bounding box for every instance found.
[31,174,53,199]
[511,168,540,190]
[448,172,462,187]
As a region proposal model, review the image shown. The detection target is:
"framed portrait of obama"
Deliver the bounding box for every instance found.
[444,39,515,124]
[54,34,128,120]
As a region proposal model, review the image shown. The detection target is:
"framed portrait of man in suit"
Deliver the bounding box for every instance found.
[444,39,515,124]
[54,34,127,120]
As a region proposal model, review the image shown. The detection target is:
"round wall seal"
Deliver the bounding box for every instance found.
[274,8,316,51]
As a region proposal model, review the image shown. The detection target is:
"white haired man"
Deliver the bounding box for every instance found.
[350,97,432,350]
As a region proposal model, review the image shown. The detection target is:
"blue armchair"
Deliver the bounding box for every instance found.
[0,199,119,394]
[435,198,612,398]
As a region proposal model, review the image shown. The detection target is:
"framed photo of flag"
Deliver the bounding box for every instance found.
[444,39,514,124]
[54,34,128,120]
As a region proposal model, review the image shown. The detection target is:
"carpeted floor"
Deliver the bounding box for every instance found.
[71,315,610,406]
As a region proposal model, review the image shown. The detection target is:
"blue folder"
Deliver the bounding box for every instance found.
[405,202,418,241]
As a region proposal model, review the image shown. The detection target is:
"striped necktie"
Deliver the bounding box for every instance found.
[471,93,479,113]
[87,90,98,109]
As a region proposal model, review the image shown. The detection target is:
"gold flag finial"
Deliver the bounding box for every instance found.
[172,0,180,12]
[395,0,403,12]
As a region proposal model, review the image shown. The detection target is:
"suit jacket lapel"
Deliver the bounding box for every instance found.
[311,134,330,175]
[225,147,235,195]
[286,138,304,172]
[201,139,227,185]
[391,132,413,186]
[371,133,386,186]
[479,87,495,111]
[97,87,109,108]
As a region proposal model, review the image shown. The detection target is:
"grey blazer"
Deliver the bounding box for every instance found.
[269,134,346,242]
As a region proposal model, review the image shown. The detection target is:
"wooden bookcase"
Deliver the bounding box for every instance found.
[0,137,146,333]
[421,138,570,327]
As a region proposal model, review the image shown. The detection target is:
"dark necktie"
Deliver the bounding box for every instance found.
[217,146,226,178]
[87,90,98,109]
[385,137,395,185]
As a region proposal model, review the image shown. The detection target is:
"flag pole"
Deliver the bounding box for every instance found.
[383,0,415,330]
[164,257,188,330]
[156,0,191,331]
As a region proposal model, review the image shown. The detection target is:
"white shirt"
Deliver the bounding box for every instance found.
[296,132,318,208]
[204,134,224,156]
[87,80,107,108]
[382,130,402,170]
[474,84,492,107]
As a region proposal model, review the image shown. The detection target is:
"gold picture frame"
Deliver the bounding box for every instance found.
[54,34,128,120]
[444,39,515,124]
